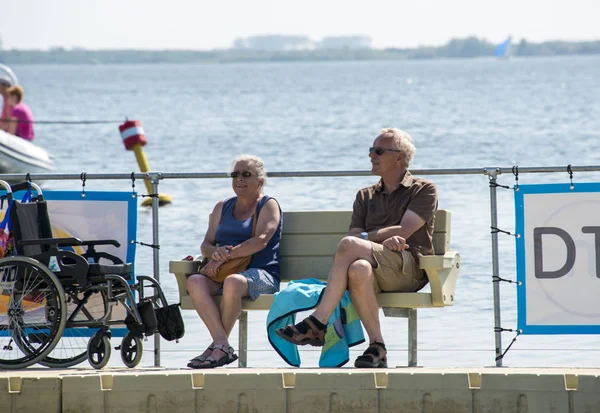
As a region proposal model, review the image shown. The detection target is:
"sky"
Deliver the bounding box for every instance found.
[0,0,598,50]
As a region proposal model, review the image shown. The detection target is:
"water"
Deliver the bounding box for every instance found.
[8,55,600,369]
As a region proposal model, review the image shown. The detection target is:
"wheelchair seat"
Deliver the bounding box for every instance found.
[88,262,133,278]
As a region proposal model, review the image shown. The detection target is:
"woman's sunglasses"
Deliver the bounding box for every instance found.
[230,170,254,178]
[369,147,402,156]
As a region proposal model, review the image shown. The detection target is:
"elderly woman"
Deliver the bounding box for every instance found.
[186,155,283,369]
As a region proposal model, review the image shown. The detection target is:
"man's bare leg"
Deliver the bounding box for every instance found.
[346,259,383,343]
[312,236,376,324]
[275,236,378,346]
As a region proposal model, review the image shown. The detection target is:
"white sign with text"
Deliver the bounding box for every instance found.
[515,183,600,334]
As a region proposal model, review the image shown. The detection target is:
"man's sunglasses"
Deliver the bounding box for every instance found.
[230,170,254,178]
[369,147,402,156]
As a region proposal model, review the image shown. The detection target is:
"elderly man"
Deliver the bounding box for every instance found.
[276,128,437,368]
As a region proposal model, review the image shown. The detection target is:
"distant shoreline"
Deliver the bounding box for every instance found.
[1,37,599,64]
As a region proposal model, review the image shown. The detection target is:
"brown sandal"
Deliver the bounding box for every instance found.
[354,341,387,368]
[275,316,326,347]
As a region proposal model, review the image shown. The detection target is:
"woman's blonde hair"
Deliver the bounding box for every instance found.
[7,85,24,103]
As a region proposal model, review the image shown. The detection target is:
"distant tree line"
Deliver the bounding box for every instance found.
[232,34,372,50]
[1,37,599,64]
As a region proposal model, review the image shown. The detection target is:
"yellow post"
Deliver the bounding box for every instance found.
[119,120,172,206]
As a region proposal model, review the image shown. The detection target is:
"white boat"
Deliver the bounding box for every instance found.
[1,63,52,174]
[0,63,18,86]
[0,130,54,174]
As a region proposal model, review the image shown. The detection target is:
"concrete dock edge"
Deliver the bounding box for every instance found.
[1,367,599,413]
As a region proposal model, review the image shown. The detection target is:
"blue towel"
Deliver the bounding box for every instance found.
[267,278,365,367]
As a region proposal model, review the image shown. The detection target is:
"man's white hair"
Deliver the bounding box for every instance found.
[379,128,416,167]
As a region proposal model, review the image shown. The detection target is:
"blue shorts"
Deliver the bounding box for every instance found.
[218,268,280,301]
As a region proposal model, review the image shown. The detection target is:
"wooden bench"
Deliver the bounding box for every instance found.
[169,209,460,367]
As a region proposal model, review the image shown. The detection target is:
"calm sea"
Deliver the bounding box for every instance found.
[9,55,600,369]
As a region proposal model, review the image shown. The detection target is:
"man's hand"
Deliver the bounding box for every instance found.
[211,245,232,262]
[382,235,409,252]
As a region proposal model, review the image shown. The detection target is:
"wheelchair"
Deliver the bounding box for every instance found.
[0,181,183,369]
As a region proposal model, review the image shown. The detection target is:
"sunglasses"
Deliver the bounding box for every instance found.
[230,170,254,179]
[369,147,402,156]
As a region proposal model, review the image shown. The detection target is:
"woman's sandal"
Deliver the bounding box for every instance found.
[188,343,238,369]
[354,341,388,368]
[275,315,326,347]
[187,343,215,368]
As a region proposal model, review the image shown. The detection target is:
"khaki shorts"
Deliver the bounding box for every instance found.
[370,243,428,293]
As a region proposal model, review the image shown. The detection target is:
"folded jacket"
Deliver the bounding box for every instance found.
[266,278,365,367]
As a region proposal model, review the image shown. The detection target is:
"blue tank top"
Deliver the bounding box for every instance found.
[214,195,282,280]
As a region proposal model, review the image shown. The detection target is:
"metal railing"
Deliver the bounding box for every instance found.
[4,163,600,368]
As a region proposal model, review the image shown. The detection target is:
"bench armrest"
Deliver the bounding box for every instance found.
[169,259,203,310]
[419,251,460,307]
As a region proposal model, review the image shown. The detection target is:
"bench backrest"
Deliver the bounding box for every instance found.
[280,209,451,282]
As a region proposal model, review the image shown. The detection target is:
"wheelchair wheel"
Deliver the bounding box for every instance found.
[120,331,143,368]
[87,330,111,369]
[0,257,67,369]
[38,288,110,368]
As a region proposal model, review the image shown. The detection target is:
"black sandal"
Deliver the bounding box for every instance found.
[187,343,215,368]
[354,341,387,368]
[188,343,238,369]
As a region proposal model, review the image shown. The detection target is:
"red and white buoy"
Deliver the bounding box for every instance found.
[119,120,147,150]
[118,120,171,206]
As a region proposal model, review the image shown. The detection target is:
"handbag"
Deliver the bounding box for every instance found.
[197,203,259,283]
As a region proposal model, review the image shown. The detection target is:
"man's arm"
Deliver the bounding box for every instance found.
[349,210,425,242]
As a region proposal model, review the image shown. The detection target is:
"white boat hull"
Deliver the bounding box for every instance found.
[0,130,54,174]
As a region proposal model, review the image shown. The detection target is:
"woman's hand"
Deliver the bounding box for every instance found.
[211,245,232,262]
[382,235,409,252]
[200,259,225,280]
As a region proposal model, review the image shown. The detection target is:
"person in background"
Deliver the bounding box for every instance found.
[4,85,35,141]
[276,128,437,368]
[0,80,11,132]
[186,154,283,369]
[0,64,19,132]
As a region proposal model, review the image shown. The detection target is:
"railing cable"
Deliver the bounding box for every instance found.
[494,329,522,361]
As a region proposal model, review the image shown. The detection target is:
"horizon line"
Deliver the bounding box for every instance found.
[2,36,600,53]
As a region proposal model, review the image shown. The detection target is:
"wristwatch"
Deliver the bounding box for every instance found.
[360,231,369,240]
